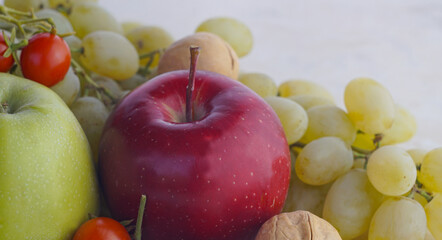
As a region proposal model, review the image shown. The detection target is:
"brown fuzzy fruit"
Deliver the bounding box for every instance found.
[157,32,239,79]
[255,211,342,240]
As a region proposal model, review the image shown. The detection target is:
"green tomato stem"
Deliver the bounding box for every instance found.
[185,46,200,122]
[0,5,33,18]
[134,194,147,240]
[2,29,26,74]
[0,6,58,38]
[20,17,53,27]
[13,39,29,49]
[0,15,26,36]
[58,31,76,38]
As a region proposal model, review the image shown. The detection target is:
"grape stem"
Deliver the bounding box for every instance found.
[410,184,433,203]
[351,145,372,156]
[350,133,383,169]
[70,58,119,104]
[353,152,369,169]
[185,46,200,122]
[137,49,162,77]
[373,133,383,147]
[416,164,421,171]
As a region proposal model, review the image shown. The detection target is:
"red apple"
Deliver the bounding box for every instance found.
[99,50,290,239]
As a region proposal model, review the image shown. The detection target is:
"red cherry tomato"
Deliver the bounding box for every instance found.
[0,33,14,72]
[20,32,71,87]
[73,217,131,240]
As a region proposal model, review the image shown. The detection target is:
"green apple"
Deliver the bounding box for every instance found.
[0,73,99,239]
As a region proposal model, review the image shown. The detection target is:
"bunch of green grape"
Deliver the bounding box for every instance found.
[250,76,440,240]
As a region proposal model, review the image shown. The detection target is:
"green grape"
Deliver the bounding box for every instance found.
[125,26,174,68]
[323,169,384,240]
[80,31,139,80]
[87,74,124,108]
[407,148,428,186]
[278,79,334,101]
[90,74,123,95]
[264,96,308,145]
[196,17,253,57]
[344,78,395,134]
[35,9,74,35]
[300,105,356,146]
[352,131,377,151]
[381,105,417,145]
[4,0,48,11]
[64,35,82,62]
[238,72,277,98]
[368,197,427,240]
[283,151,332,217]
[407,148,428,166]
[48,0,98,9]
[288,94,334,111]
[68,2,122,39]
[295,137,353,186]
[70,96,109,164]
[121,21,142,35]
[50,67,80,106]
[420,147,442,193]
[118,74,149,91]
[283,174,332,217]
[367,146,416,196]
[425,194,441,240]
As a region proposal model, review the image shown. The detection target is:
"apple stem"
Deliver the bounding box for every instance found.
[185,46,201,122]
[134,194,147,240]
[0,102,8,114]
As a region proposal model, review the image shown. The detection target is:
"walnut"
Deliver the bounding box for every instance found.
[255,211,342,240]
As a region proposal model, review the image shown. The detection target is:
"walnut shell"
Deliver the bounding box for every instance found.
[255,211,342,240]
[157,32,239,80]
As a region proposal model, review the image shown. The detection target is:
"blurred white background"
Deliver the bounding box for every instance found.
[101,0,442,149]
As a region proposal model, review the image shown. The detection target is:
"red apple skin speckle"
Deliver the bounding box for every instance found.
[99,70,291,240]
